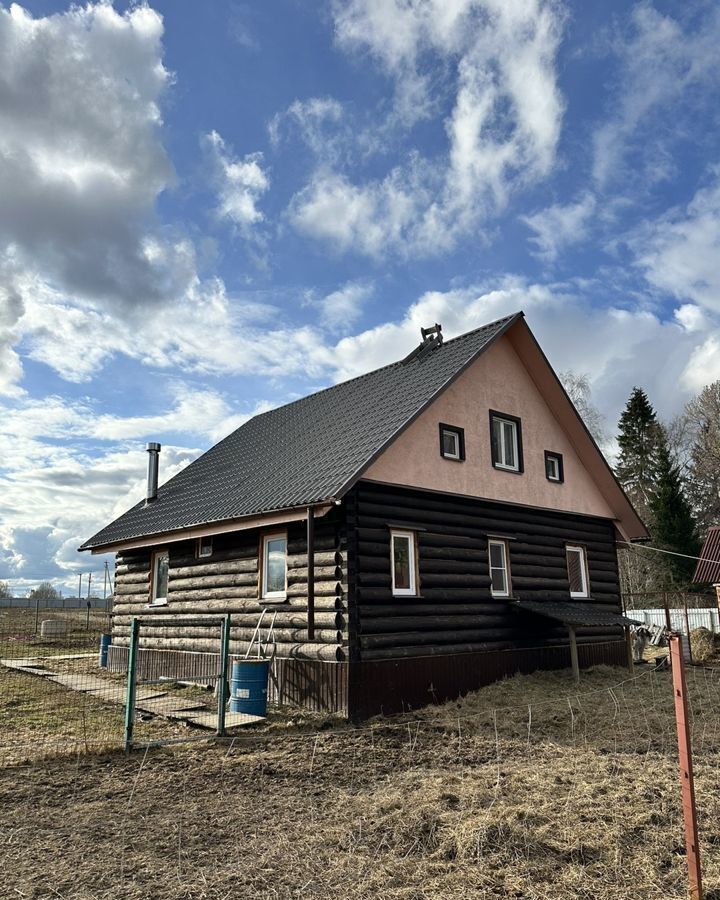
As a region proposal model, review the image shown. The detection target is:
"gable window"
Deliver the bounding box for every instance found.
[391,530,418,596]
[262,532,287,600]
[490,411,523,473]
[488,539,511,597]
[566,545,589,598]
[439,423,465,461]
[196,536,213,559]
[545,451,564,483]
[150,550,169,606]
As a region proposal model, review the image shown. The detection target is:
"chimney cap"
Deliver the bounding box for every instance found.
[146,442,161,452]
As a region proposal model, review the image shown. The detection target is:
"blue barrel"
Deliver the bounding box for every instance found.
[98,633,112,668]
[229,659,269,716]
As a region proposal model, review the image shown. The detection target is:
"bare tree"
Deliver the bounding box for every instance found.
[0,580,11,599]
[29,581,60,601]
[559,370,607,448]
[684,381,720,533]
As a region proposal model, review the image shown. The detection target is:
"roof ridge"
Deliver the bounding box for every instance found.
[250,311,522,423]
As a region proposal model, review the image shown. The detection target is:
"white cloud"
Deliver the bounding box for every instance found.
[290,0,565,258]
[203,130,269,236]
[630,169,720,313]
[520,193,597,263]
[593,3,720,186]
[305,280,374,332]
[268,97,344,155]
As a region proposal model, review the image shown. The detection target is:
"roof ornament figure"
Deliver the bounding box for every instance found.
[403,322,443,364]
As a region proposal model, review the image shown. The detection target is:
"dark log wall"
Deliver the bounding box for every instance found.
[110,508,348,663]
[347,480,623,661]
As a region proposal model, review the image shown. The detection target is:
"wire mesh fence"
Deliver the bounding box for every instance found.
[3,661,720,898]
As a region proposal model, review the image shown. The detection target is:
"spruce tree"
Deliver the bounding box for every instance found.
[615,387,664,518]
[649,437,700,584]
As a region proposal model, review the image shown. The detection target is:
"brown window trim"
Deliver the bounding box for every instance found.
[489,409,524,474]
[544,450,564,484]
[439,422,466,461]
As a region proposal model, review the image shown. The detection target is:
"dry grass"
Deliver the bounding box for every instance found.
[3,663,720,898]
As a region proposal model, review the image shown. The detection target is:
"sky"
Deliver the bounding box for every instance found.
[1,0,720,596]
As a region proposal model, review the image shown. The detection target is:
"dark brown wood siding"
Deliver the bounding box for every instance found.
[111,508,349,664]
[347,480,622,661]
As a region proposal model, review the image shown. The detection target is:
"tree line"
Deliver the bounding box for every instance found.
[564,373,720,595]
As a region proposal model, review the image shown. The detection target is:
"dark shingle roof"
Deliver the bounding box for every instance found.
[81,312,521,550]
[692,526,720,583]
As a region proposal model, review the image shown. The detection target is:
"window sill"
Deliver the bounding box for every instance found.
[146,599,168,608]
[492,464,523,475]
[441,455,464,463]
[260,596,288,604]
[392,594,424,600]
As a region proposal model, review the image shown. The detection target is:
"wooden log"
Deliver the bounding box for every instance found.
[170,546,258,566]
[114,571,150,585]
[361,615,509,632]
[361,641,515,660]
[111,591,150,604]
[114,582,152,596]
[167,573,257,590]
[417,559,488,575]
[359,603,509,617]
[287,581,340,598]
[113,635,346,661]
[169,559,258,578]
[112,609,344,629]
[166,586,259,602]
[287,535,339,554]
[361,628,515,648]
[114,625,343,644]
[416,573,489,587]
[288,595,345,611]
[287,551,342,568]
[287,566,342,583]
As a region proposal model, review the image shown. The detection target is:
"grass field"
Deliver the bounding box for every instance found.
[3,661,720,899]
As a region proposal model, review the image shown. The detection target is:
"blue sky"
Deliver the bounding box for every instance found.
[2,0,720,594]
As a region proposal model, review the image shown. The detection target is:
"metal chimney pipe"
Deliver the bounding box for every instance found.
[145,442,161,505]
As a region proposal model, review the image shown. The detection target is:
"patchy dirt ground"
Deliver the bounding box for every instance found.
[3,663,720,899]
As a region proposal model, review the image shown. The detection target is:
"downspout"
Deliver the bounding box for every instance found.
[307,506,315,641]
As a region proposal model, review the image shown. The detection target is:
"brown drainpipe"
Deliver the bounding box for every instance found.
[307,506,315,640]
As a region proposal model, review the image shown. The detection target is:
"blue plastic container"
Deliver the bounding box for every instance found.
[229,659,269,716]
[98,633,112,668]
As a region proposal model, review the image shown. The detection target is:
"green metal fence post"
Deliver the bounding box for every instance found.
[216,614,231,737]
[124,617,140,752]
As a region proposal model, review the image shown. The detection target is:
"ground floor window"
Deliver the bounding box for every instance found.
[150,550,169,605]
[566,545,589,597]
[262,532,287,600]
[488,539,511,597]
[391,530,418,596]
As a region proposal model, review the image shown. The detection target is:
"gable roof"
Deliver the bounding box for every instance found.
[692,526,720,583]
[80,312,520,551]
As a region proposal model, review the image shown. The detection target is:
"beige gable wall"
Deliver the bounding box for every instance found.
[363,334,616,520]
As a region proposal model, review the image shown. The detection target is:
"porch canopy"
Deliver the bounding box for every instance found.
[512,600,642,681]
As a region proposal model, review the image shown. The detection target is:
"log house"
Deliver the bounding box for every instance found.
[80,312,648,718]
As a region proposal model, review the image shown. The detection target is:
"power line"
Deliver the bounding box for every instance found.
[617,541,720,566]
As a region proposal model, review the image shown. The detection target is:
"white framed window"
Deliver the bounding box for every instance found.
[488,539,511,597]
[545,451,563,483]
[439,423,465,461]
[566,545,589,598]
[150,550,169,606]
[490,412,522,472]
[196,535,213,559]
[262,532,287,600]
[391,530,418,596]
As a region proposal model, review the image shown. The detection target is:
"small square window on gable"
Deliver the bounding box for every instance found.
[439,423,465,461]
[544,451,564,483]
[490,410,523,473]
[196,535,213,559]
